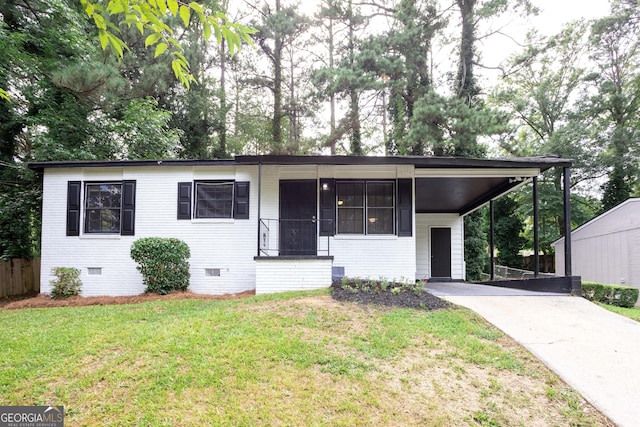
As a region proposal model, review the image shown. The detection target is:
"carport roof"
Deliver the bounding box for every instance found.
[234,154,572,170]
[235,155,571,215]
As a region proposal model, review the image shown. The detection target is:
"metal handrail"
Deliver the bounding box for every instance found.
[259,217,332,257]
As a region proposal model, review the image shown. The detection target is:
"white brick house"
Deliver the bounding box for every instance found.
[29,155,570,296]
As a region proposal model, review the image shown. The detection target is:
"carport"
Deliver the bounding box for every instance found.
[410,156,577,293]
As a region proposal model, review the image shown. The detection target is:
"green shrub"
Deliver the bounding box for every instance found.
[582,281,639,308]
[130,237,191,295]
[50,267,82,299]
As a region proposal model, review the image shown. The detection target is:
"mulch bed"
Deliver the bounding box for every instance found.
[0,290,256,310]
[3,283,452,311]
[330,282,453,311]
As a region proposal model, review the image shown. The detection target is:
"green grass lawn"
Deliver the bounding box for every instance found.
[597,302,640,322]
[0,290,609,426]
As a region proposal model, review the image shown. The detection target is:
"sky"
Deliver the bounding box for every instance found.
[528,0,610,35]
[479,0,611,80]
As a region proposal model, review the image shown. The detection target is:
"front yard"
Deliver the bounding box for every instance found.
[0,290,610,426]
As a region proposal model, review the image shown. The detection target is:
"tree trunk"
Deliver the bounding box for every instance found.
[218,39,227,158]
[271,0,284,153]
[347,0,361,155]
[350,88,361,155]
[329,15,336,155]
[456,0,478,102]
[289,45,297,150]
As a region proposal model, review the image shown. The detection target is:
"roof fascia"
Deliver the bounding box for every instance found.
[28,159,237,171]
[414,168,540,178]
[28,155,573,172]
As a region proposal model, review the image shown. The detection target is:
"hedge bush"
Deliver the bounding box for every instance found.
[130,237,191,295]
[50,267,82,299]
[582,281,639,308]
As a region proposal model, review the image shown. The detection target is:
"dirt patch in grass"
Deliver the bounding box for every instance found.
[0,290,255,309]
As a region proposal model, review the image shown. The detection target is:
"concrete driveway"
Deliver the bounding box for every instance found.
[427,282,640,427]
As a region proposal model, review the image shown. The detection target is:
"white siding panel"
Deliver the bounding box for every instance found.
[255,259,332,294]
[415,214,464,280]
[554,199,640,292]
[258,165,281,254]
[572,199,640,241]
[278,165,318,180]
[555,248,565,277]
[332,165,399,179]
[630,230,640,290]
[561,230,631,287]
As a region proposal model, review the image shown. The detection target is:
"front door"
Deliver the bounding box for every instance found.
[431,227,452,279]
[279,180,317,256]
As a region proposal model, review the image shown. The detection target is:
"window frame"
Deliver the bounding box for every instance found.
[83,182,123,234]
[336,181,365,234]
[194,180,235,219]
[336,179,396,236]
[365,181,396,235]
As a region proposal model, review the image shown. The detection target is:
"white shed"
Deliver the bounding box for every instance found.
[554,198,640,290]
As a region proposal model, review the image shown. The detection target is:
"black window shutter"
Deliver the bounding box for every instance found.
[121,180,136,236]
[66,181,81,236]
[177,182,192,220]
[397,179,413,237]
[233,181,250,219]
[319,178,335,236]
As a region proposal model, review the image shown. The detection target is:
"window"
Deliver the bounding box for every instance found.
[337,182,364,234]
[67,181,135,236]
[177,181,250,220]
[366,182,394,234]
[336,181,395,235]
[84,183,122,233]
[195,181,234,218]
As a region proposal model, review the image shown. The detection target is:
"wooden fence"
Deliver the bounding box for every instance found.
[0,258,40,298]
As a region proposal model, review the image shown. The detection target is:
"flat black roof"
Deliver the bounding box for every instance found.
[236,155,572,170]
[28,155,572,172]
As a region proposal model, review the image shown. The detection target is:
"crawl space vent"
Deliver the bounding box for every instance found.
[205,268,221,277]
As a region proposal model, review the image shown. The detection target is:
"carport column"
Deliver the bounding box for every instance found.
[533,176,539,277]
[563,167,572,277]
[257,162,262,257]
[489,200,495,280]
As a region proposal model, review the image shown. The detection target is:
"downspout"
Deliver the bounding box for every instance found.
[257,161,262,257]
[533,176,539,277]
